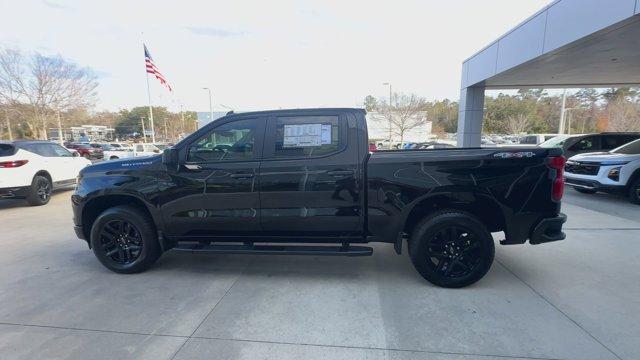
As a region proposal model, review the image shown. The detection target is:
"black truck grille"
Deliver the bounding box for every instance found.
[565,162,600,175]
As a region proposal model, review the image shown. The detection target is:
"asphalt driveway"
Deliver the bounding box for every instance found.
[0,189,638,360]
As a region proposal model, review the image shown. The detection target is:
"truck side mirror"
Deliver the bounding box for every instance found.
[162,148,179,167]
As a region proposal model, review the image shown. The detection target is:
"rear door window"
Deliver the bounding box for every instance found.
[603,135,639,150]
[49,144,73,157]
[271,115,342,158]
[0,144,16,157]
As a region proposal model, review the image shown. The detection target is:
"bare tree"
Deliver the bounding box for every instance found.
[505,113,531,134]
[0,48,98,139]
[373,93,428,147]
[607,98,640,132]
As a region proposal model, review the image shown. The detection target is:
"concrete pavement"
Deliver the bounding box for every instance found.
[0,189,638,360]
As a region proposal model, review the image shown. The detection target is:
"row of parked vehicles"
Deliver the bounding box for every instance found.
[0,140,172,205]
[63,142,170,160]
[538,132,640,204]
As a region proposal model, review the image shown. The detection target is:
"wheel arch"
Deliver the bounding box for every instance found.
[33,170,52,184]
[626,167,640,187]
[397,191,506,253]
[81,194,156,247]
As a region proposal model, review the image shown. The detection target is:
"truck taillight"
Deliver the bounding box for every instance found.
[0,160,29,168]
[548,156,566,201]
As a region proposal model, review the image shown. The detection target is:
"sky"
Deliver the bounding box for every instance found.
[0,0,551,113]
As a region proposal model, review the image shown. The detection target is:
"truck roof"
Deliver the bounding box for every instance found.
[223,107,366,118]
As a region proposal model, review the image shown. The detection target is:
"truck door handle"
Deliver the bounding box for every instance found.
[326,170,354,176]
[230,173,254,179]
[183,164,202,171]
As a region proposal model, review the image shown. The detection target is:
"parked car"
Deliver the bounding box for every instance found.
[520,134,558,145]
[103,143,162,160]
[539,132,640,159]
[72,108,566,288]
[65,143,104,159]
[564,138,640,204]
[423,143,456,149]
[0,141,91,205]
[108,143,132,151]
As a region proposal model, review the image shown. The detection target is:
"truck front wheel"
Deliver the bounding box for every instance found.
[409,211,495,288]
[90,205,161,274]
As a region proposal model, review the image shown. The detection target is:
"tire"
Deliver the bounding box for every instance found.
[90,205,161,274]
[409,210,495,288]
[628,178,640,205]
[574,187,597,194]
[26,175,52,206]
[84,153,91,159]
[110,156,119,160]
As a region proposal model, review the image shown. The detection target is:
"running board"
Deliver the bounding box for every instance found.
[172,243,373,257]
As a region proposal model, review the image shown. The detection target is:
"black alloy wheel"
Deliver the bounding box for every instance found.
[27,175,52,206]
[425,226,482,278]
[99,220,143,265]
[409,211,495,288]
[35,177,51,202]
[90,205,161,273]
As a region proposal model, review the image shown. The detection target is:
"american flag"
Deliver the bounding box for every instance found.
[144,44,172,92]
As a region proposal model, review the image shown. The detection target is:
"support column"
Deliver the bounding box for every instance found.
[457,86,485,147]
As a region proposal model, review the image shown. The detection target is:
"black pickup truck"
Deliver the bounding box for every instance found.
[72,108,566,287]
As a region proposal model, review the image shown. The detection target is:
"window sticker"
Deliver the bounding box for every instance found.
[283,124,332,147]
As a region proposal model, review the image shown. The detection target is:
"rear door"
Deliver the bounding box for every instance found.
[258,111,361,237]
[46,143,80,183]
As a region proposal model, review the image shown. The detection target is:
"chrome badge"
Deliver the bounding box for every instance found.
[493,151,536,159]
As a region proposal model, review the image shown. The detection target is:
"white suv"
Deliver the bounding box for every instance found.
[564,139,640,204]
[0,141,91,206]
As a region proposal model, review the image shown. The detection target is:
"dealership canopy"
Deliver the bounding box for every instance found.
[458,0,640,146]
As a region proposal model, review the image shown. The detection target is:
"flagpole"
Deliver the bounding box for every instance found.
[145,70,156,144]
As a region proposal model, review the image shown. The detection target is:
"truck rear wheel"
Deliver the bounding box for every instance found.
[409,211,495,288]
[90,205,161,274]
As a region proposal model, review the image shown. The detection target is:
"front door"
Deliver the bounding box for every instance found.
[258,112,361,237]
[160,116,265,239]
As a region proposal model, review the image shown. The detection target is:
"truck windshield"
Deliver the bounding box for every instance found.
[612,139,640,154]
[539,136,570,148]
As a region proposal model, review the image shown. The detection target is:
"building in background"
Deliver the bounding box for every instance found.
[49,125,115,142]
[458,0,640,147]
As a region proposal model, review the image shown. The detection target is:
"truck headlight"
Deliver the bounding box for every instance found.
[607,167,621,181]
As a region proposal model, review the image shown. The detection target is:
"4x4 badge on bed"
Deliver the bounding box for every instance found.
[493,151,536,159]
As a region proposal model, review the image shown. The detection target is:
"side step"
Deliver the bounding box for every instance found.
[173,243,373,257]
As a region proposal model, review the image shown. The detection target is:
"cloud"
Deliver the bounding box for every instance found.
[42,0,70,10]
[186,27,248,37]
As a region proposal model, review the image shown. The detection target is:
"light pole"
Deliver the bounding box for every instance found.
[383,82,392,107]
[559,89,567,134]
[562,108,577,134]
[202,87,213,124]
[140,116,146,143]
[383,82,393,146]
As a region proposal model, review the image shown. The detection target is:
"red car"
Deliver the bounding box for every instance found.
[65,143,103,159]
